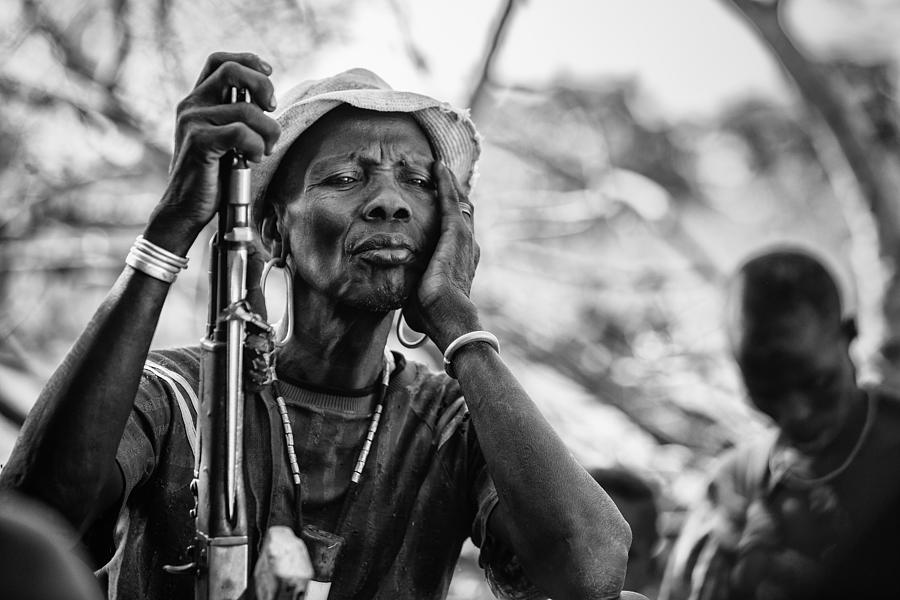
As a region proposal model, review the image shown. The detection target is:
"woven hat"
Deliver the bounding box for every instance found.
[251,68,482,228]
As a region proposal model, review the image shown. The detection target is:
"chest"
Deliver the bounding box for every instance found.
[767,429,900,559]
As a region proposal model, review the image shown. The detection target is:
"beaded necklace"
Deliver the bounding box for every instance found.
[273,350,395,526]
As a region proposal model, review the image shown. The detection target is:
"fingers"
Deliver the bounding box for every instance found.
[190,60,277,112]
[433,160,474,229]
[175,53,282,164]
[183,122,271,164]
[177,103,281,160]
[194,52,274,103]
[432,160,480,271]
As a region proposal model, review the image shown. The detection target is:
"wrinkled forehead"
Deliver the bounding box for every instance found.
[257,109,428,222]
[292,105,433,164]
[267,106,434,200]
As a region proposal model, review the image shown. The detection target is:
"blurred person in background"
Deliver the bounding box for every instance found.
[588,467,662,598]
[0,52,636,600]
[0,491,103,600]
[659,246,900,600]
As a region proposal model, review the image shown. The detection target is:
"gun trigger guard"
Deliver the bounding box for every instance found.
[162,562,197,575]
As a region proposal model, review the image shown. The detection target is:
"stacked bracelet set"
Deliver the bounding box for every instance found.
[125,235,189,283]
[443,331,500,379]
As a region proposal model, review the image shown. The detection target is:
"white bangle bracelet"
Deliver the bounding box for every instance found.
[443,331,500,379]
[134,235,189,270]
[125,252,177,283]
[125,235,188,284]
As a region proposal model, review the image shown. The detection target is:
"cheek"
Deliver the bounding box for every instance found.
[286,200,348,257]
[417,198,441,249]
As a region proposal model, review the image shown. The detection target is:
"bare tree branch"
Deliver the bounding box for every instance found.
[468,0,519,117]
[0,76,170,170]
[108,0,134,89]
[22,0,103,85]
[491,137,590,188]
[387,0,429,72]
[19,0,169,168]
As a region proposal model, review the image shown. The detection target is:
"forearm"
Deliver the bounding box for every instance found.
[455,343,631,599]
[1,262,173,530]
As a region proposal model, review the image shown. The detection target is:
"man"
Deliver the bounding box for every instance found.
[659,247,900,600]
[0,53,633,599]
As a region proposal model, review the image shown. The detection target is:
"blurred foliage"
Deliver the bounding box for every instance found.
[3,1,900,597]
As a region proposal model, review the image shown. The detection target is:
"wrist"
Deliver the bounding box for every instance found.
[143,212,204,258]
[427,308,482,352]
[442,330,499,379]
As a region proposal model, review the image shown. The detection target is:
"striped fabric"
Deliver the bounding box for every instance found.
[142,361,198,460]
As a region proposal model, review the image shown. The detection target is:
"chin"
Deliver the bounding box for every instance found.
[344,284,409,313]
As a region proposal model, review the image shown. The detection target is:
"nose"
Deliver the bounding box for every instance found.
[362,177,411,222]
[779,391,815,430]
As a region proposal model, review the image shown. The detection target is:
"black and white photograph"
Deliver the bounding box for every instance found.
[2,1,900,599]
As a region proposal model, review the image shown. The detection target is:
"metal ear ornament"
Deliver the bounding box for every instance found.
[396,311,428,348]
[261,255,295,347]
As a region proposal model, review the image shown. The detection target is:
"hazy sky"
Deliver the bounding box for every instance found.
[288,0,900,121]
[299,0,788,120]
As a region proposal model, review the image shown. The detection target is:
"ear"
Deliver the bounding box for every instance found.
[841,317,858,342]
[260,212,284,259]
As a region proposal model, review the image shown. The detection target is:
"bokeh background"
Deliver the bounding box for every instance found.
[3,0,900,597]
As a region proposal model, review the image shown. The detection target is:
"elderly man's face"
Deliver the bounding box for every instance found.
[270,106,438,311]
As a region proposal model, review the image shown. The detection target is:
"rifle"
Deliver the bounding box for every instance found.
[162,86,255,598]
[196,85,254,599]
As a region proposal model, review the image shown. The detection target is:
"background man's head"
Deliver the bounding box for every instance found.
[726,248,858,452]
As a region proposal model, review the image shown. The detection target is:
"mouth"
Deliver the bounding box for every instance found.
[787,424,832,452]
[350,234,416,266]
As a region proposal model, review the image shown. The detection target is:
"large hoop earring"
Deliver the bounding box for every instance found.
[261,255,294,347]
[396,311,428,349]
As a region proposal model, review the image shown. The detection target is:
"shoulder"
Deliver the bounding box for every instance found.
[863,384,900,453]
[134,346,202,423]
[388,352,467,434]
[145,346,202,384]
[869,383,900,414]
[706,431,776,503]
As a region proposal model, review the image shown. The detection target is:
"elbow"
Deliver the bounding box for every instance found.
[531,511,633,600]
[3,455,115,535]
[578,516,633,599]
